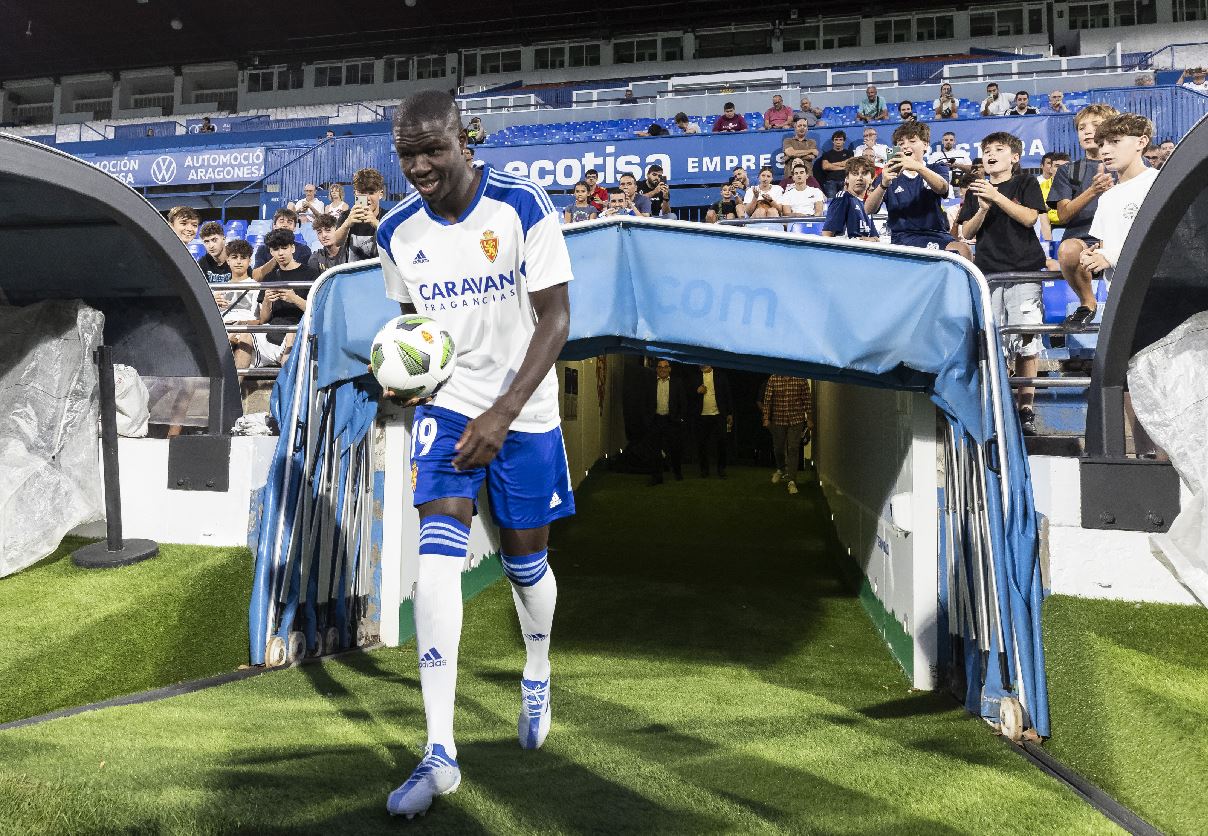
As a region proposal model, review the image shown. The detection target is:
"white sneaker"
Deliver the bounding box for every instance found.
[386,743,461,819]
[787,481,798,495]
[519,677,551,750]
[771,470,783,484]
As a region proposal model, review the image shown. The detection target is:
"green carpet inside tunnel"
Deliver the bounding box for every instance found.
[0,466,1115,834]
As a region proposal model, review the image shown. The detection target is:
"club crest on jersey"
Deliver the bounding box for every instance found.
[480,229,499,263]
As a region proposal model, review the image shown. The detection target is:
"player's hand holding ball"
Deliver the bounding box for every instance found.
[369,315,456,406]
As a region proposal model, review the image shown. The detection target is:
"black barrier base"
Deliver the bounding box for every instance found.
[71,539,159,569]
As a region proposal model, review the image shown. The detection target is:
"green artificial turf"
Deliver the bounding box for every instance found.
[1043,594,1208,835]
[0,468,1116,834]
[0,537,252,725]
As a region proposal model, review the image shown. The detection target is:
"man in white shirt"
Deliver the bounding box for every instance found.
[778,161,826,216]
[290,183,325,225]
[853,127,889,167]
[926,130,973,179]
[645,359,684,485]
[981,82,1011,116]
[1178,66,1208,93]
[379,90,575,820]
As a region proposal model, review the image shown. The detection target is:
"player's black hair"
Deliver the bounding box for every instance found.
[394,90,461,133]
[265,228,296,250]
[723,101,735,110]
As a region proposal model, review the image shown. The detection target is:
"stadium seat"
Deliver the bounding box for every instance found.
[187,241,205,260]
[248,219,272,235]
[224,220,248,239]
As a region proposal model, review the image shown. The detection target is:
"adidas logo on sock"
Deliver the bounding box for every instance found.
[412,250,429,264]
[549,492,561,509]
[418,647,447,668]
[523,632,548,642]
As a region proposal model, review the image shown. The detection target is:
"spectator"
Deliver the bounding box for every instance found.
[1082,113,1159,275]
[634,122,669,137]
[865,121,971,258]
[782,118,820,169]
[858,145,883,179]
[712,102,748,133]
[745,165,784,218]
[291,183,325,226]
[852,127,889,167]
[1037,151,1071,229]
[333,167,386,262]
[933,83,959,120]
[1010,91,1039,116]
[196,221,230,283]
[641,164,672,217]
[462,147,475,162]
[620,88,639,104]
[308,214,348,272]
[1178,67,1208,93]
[252,208,312,279]
[856,85,889,122]
[817,130,854,200]
[761,375,813,495]
[255,228,318,367]
[145,127,155,137]
[1134,73,1156,87]
[897,101,918,122]
[763,94,794,130]
[199,116,216,133]
[704,181,740,223]
[793,96,825,127]
[215,239,258,371]
[1160,139,1176,163]
[324,129,336,139]
[585,169,609,211]
[599,189,638,217]
[779,161,826,217]
[618,173,652,216]
[466,116,486,144]
[730,166,751,201]
[1143,144,1164,169]
[958,131,1050,435]
[644,359,685,485]
[326,183,349,216]
[691,365,733,478]
[167,206,200,245]
[674,112,700,134]
[1048,103,1119,330]
[563,181,599,223]
[926,130,974,180]
[981,82,1011,116]
[1046,91,1069,113]
[821,157,880,240]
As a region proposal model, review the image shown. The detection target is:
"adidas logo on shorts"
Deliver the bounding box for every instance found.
[549,492,562,509]
[418,647,447,668]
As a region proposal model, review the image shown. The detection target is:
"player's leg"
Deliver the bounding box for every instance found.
[488,426,576,750]
[388,407,484,818]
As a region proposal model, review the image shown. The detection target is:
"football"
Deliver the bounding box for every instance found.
[369,315,456,399]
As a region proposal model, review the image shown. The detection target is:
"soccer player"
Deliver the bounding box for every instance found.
[377,90,575,819]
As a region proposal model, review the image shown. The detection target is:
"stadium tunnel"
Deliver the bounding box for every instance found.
[0,133,241,433]
[250,217,1049,739]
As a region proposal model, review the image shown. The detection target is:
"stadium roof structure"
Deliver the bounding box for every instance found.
[1,0,960,82]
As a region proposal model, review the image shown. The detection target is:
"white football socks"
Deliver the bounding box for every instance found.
[501,550,557,682]
[414,515,470,759]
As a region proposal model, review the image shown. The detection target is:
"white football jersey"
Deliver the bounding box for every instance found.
[378,164,574,433]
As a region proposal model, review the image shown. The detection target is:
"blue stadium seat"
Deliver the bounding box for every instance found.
[248,219,272,235]
[224,220,248,239]
[187,241,205,260]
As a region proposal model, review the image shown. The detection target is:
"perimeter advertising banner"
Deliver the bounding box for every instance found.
[474,116,1056,188]
[83,147,266,187]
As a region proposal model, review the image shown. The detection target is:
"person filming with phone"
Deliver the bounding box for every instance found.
[333,167,387,262]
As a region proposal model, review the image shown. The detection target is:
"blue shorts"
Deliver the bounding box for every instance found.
[411,404,576,530]
[892,230,957,251]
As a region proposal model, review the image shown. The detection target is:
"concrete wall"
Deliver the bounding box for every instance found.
[815,383,940,688]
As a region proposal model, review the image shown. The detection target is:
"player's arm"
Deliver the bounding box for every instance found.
[453,283,570,470]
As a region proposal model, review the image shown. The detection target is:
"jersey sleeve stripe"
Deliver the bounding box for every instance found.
[486,169,557,216]
[376,193,424,254]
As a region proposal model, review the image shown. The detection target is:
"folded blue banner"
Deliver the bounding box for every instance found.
[475,115,1058,188]
[82,147,266,187]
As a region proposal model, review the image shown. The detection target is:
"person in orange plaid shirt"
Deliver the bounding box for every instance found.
[760,375,814,495]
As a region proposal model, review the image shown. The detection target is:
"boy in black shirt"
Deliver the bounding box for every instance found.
[958,131,1048,434]
[196,221,231,284]
[705,181,740,223]
[255,228,319,367]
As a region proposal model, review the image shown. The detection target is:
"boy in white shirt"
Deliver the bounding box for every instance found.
[1080,113,1159,277]
[778,161,826,216]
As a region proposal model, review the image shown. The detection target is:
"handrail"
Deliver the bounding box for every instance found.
[1127,42,1208,71]
[210,280,316,290]
[220,137,334,222]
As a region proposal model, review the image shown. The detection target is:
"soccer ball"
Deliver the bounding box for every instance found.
[369,315,456,399]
